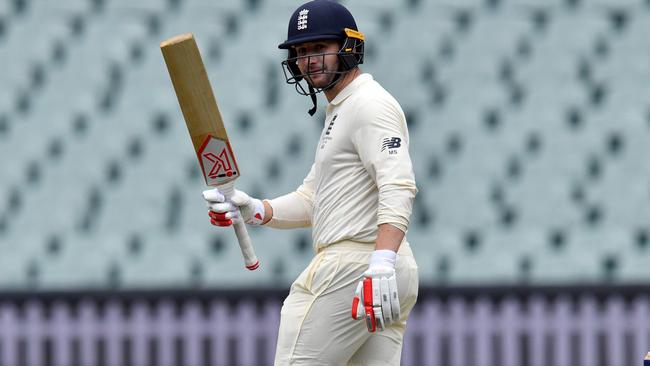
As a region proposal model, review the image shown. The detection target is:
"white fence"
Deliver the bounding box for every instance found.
[402,295,650,366]
[0,289,648,366]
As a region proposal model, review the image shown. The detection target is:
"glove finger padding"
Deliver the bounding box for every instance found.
[230,190,252,206]
[351,278,378,332]
[208,211,232,227]
[208,202,238,214]
[227,190,265,225]
[352,250,400,332]
[202,188,226,203]
[388,274,400,322]
[379,277,393,327]
[363,277,377,332]
[208,211,237,221]
[351,273,400,333]
[203,187,265,227]
[351,282,364,320]
[371,277,385,331]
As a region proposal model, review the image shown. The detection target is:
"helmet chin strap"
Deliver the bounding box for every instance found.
[308,85,317,116]
[306,68,346,116]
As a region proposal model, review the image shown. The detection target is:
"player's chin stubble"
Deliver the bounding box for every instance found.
[306,71,335,88]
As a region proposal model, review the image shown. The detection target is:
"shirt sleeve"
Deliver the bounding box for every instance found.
[265,164,315,229]
[351,99,418,233]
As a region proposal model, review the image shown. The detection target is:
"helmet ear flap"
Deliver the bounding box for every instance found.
[338,37,364,71]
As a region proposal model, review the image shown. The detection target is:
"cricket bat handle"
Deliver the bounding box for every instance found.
[232,220,260,270]
[219,182,260,271]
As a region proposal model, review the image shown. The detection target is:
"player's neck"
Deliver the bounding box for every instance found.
[324,68,361,102]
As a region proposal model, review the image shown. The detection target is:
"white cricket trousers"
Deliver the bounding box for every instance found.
[274,240,419,366]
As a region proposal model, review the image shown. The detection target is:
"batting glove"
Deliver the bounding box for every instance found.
[203,188,265,226]
[351,249,400,332]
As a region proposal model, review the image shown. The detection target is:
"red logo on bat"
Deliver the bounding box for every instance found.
[204,149,234,178]
[197,136,239,185]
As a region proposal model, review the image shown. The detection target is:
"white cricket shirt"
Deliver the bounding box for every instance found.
[268,73,417,250]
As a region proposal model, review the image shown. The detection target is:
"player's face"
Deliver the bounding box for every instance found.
[294,40,340,88]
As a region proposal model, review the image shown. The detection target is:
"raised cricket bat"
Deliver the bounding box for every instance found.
[160,33,259,270]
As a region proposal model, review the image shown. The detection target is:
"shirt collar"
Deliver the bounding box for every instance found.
[329,73,373,106]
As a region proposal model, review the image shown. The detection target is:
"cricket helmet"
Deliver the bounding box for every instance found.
[278,0,365,115]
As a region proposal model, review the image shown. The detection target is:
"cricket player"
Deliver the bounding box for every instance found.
[202,1,419,364]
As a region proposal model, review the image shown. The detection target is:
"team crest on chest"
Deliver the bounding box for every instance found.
[320,114,338,149]
[325,115,337,135]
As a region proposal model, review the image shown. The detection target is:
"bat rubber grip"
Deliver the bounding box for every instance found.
[233,220,259,270]
[219,182,260,270]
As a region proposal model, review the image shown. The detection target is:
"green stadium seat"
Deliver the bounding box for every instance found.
[1,0,650,289]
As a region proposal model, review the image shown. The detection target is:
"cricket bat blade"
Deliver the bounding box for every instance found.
[160,33,260,271]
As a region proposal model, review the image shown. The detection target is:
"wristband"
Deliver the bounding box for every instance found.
[368,249,396,271]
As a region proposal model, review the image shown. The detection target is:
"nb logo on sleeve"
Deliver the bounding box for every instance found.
[381,137,402,154]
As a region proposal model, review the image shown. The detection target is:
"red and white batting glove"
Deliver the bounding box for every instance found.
[202,188,265,227]
[351,250,401,332]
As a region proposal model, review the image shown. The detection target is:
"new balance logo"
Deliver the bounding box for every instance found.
[381,137,402,153]
[297,9,309,30]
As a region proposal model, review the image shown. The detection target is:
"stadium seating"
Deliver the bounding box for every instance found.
[1,0,650,289]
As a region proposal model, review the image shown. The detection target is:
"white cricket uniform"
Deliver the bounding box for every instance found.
[268,73,419,366]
